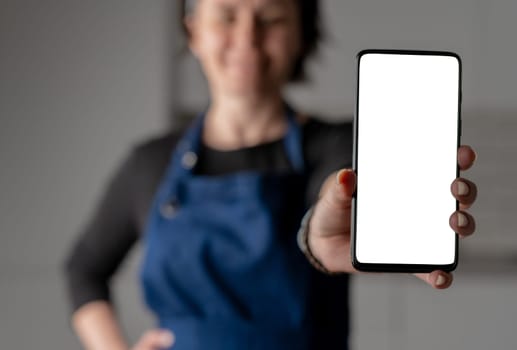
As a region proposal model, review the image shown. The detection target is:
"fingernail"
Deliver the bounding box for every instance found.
[457,212,468,227]
[456,181,469,196]
[337,169,355,197]
[336,169,348,184]
[436,274,447,286]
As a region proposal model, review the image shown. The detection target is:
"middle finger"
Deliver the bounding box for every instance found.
[451,177,477,209]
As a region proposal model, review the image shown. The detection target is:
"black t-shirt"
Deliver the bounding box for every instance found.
[64,118,353,312]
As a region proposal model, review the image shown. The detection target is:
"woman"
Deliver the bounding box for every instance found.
[64,0,477,349]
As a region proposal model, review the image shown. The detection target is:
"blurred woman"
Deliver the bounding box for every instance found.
[64,1,477,349]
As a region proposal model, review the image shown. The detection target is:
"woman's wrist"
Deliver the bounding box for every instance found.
[298,208,341,274]
[72,301,128,350]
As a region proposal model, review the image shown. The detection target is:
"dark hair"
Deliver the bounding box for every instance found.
[179,0,322,82]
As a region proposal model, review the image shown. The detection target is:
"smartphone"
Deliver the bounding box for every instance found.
[351,49,461,273]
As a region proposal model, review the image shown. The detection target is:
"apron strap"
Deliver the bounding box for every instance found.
[163,103,306,204]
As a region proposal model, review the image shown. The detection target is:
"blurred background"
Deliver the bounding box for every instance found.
[0,0,516,349]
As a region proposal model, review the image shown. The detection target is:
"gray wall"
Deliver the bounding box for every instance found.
[0,1,175,348]
[0,0,515,349]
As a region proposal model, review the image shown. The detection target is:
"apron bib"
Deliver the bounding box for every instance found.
[140,109,349,350]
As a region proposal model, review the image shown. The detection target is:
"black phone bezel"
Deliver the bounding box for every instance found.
[351,49,462,273]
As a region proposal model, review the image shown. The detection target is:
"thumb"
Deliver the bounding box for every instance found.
[308,169,356,272]
[312,169,356,239]
[321,169,356,213]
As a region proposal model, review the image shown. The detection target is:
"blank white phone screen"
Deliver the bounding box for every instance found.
[355,53,459,265]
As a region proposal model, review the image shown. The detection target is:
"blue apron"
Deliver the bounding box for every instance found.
[140,109,349,350]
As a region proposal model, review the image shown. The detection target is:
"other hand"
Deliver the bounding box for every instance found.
[132,329,175,350]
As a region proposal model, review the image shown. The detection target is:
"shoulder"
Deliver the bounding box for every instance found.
[301,117,354,204]
[131,130,183,162]
[121,129,186,230]
[118,129,185,197]
[303,117,353,138]
[125,128,186,177]
[302,117,354,166]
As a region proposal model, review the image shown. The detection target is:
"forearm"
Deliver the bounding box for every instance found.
[72,300,128,350]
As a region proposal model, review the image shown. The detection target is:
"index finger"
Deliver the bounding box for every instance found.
[458,145,476,171]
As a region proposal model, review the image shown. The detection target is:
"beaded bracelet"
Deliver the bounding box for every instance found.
[296,207,333,274]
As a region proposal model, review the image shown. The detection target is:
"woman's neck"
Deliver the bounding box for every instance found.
[203,94,288,150]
